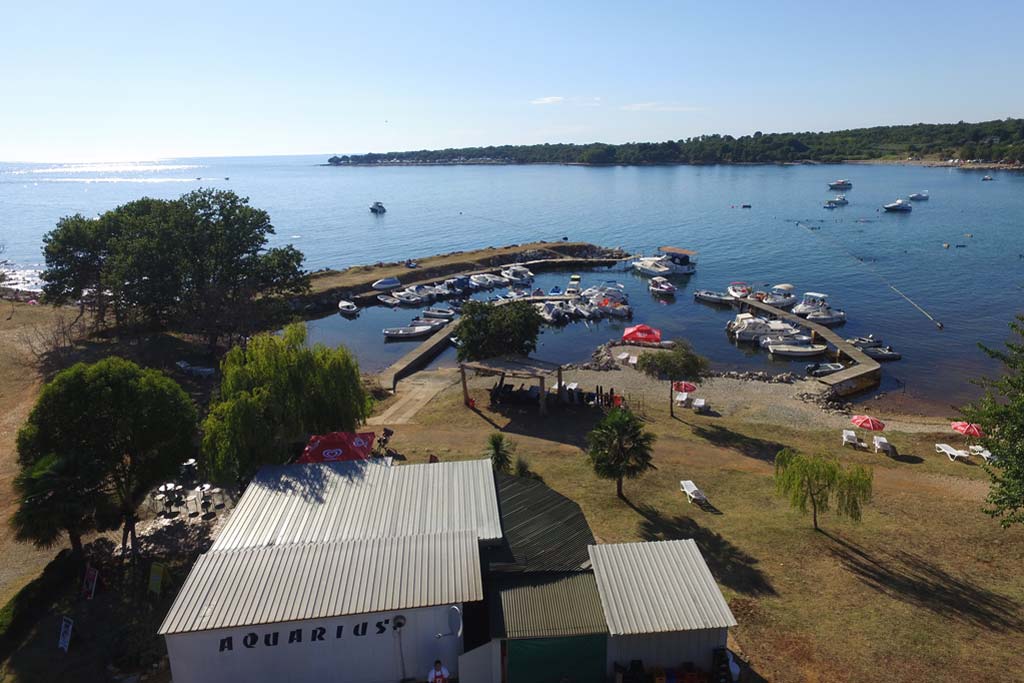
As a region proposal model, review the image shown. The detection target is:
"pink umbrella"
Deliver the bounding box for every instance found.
[851,415,885,431]
[951,421,984,438]
[673,381,697,393]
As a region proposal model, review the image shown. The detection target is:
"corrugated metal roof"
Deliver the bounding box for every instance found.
[588,540,737,635]
[486,472,595,573]
[211,459,502,550]
[490,573,608,640]
[159,530,482,635]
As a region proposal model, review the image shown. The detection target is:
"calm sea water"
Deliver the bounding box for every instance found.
[3,155,1022,406]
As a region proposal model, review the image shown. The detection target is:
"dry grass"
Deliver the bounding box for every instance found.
[384,374,1024,683]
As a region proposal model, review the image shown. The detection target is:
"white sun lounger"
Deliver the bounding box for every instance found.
[935,443,970,462]
[692,398,708,413]
[628,355,638,367]
[873,435,893,455]
[674,391,690,407]
[842,429,863,448]
[680,480,707,505]
[969,445,997,463]
[616,352,630,363]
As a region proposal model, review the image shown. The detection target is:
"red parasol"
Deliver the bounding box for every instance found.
[950,421,984,438]
[851,415,885,431]
[622,324,662,344]
[673,381,697,393]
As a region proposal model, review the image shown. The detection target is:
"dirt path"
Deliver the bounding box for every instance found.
[367,370,458,425]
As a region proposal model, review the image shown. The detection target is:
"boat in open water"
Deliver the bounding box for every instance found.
[883,199,913,212]
[828,179,853,190]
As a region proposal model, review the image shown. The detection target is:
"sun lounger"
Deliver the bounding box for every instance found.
[969,445,997,463]
[873,435,893,455]
[680,480,707,505]
[567,382,578,391]
[616,352,630,363]
[628,355,638,367]
[692,398,708,413]
[674,391,690,407]
[935,443,970,462]
[842,429,863,448]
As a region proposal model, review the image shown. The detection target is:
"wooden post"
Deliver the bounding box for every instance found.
[538,376,547,416]
[669,379,674,418]
[557,367,564,403]
[460,365,470,407]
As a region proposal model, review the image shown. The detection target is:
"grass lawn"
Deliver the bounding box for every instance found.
[390,377,1024,683]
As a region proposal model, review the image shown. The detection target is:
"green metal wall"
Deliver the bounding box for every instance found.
[507,635,606,683]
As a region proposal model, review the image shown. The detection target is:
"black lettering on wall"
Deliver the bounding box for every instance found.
[375,619,390,634]
[219,637,233,652]
[288,629,302,644]
[264,632,280,647]
[336,625,345,639]
[311,627,326,642]
[353,622,368,637]
[243,633,258,648]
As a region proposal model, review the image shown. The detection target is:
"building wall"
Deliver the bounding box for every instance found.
[606,628,727,674]
[458,639,501,683]
[165,605,462,683]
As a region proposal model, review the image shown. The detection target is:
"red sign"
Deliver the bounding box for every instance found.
[297,432,376,463]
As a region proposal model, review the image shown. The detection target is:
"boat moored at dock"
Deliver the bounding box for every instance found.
[631,246,697,276]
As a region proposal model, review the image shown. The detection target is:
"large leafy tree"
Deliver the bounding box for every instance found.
[16,357,197,558]
[41,213,120,326]
[202,323,370,482]
[961,315,1024,526]
[587,408,656,498]
[637,341,708,381]
[774,448,873,531]
[454,300,543,362]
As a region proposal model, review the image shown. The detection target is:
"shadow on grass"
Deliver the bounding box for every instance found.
[493,404,604,448]
[627,501,776,597]
[825,532,1023,631]
[891,452,924,464]
[691,424,787,463]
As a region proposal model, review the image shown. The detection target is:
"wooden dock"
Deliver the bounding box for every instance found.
[738,298,881,396]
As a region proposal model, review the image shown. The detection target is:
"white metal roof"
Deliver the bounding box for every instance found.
[211,459,502,551]
[159,530,482,635]
[588,540,737,635]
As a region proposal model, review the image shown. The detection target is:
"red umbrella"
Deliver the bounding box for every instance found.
[951,421,984,438]
[622,324,662,344]
[673,381,697,393]
[851,415,885,431]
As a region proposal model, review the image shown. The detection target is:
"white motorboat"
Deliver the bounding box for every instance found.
[407,284,437,301]
[726,281,752,299]
[409,317,448,329]
[631,247,698,276]
[535,301,567,324]
[862,345,902,361]
[828,179,852,190]
[694,289,733,305]
[599,301,632,318]
[370,201,386,214]
[760,284,797,308]
[883,199,913,212]
[469,274,493,289]
[377,294,400,306]
[382,325,434,340]
[759,333,812,349]
[982,175,993,181]
[337,300,358,315]
[648,276,677,296]
[830,194,849,205]
[768,342,828,357]
[793,292,831,316]
[583,281,628,303]
[422,307,456,319]
[487,274,510,287]
[572,302,601,319]
[727,313,799,342]
[371,277,402,290]
[805,308,847,326]
[806,362,845,377]
[500,265,534,284]
[908,191,929,201]
[846,334,884,349]
[393,291,423,306]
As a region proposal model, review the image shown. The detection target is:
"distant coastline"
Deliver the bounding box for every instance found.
[321,158,1023,170]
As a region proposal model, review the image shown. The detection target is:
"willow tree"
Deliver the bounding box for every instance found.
[774,448,873,531]
[202,323,370,483]
[587,408,656,498]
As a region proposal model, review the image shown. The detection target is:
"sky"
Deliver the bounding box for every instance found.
[2,1,1022,162]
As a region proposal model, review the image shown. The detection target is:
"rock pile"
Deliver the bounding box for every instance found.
[565,343,621,371]
[796,390,851,414]
[706,370,799,384]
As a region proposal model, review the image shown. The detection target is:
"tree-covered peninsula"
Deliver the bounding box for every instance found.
[328,118,1024,166]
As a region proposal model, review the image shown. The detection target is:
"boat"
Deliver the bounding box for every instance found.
[406,284,438,301]
[908,191,929,201]
[693,290,733,305]
[371,277,402,290]
[469,274,493,289]
[831,194,849,205]
[828,179,853,190]
[393,291,423,306]
[727,313,799,342]
[726,281,751,299]
[370,201,386,214]
[806,362,845,378]
[982,175,993,181]
[572,302,601,319]
[805,308,847,326]
[500,265,534,284]
[377,294,400,306]
[598,300,632,318]
[549,286,562,295]
[631,247,698,277]
[883,199,912,212]
[793,292,831,316]
[846,335,884,349]
[648,276,677,296]
[862,345,902,361]
[535,301,567,324]
[741,204,752,209]
[337,300,358,315]
[382,325,434,340]
[487,274,510,287]
[582,281,628,302]
[759,333,812,349]
[768,342,828,357]
[761,284,797,308]
[408,317,448,329]
[422,307,456,319]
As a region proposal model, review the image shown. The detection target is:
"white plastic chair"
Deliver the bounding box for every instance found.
[680,480,707,505]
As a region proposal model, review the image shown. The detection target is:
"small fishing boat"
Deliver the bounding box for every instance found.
[599,301,632,318]
[583,281,628,303]
[908,191,929,201]
[393,291,423,306]
[535,301,567,324]
[648,276,677,296]
[768,342,828,357]
[567,274,582,295]
[846,335,884,349]
[371,277,402,291]
[727,313,799,342]
[377,294,400,306]
[500,265,534,284]
[741,203,752,209]
[406,284,437,301]
[337,300,358,315]
[408,317,448,329]
[487,274,510,287]
[572,302,601,319]
[469,274,493,289]
[370,201,386,214]
[761,284,797,308]
[805,308,847,326]
[806,362,845,378]
[549,286,562,295]
[982,175,993,181]
[828,179,852,190]
[382,325,434,340]
[693,289,733,305]
[726,281,751,299]
[422,307,456,319]
[631,247,698,276]
[793,292,831,316]
[759,333,812,349]
[862,345,902,361]
[830,194,849,205]
[883,199,913,212]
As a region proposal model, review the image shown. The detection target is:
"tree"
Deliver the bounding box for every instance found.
[16,357,197,558]
[587,408,656,498]
[774,448,873,531]
[636,341,708,381]
[961,315,1024,526]
[202,323,370,482]
[484,432,515,474]
[454,300,543,362]
[41,213,118,327]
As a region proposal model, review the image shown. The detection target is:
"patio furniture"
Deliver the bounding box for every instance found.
[842,430,863,448]
[969,445,997,463]
[873,435,893,455]
[628,355,638,367]
[935,443,970,462]
[674,391,690,407]
[616,352,630,363]
[680,480,708,505]
[692,398,708,414]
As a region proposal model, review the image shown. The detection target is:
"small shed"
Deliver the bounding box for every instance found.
[589,539,737,674]
[459,355,565,415]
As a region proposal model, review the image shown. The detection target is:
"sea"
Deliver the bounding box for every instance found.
[2,155,1022,408]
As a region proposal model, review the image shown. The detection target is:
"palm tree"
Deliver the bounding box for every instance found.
[587,408,656,498]
[484,433,515,474]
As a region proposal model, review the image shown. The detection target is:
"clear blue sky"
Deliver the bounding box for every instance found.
[2,0,1022,161]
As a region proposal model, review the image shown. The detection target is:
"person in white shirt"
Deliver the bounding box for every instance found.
[427,659,450,683]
